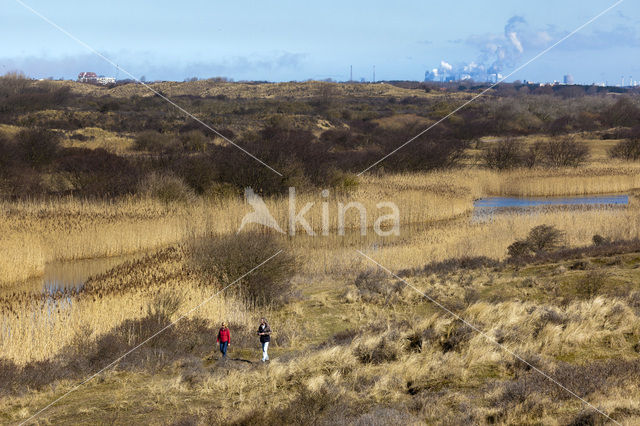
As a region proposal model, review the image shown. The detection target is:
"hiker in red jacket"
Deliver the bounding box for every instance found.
[217,322,230,359]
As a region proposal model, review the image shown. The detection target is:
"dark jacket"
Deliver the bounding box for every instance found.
[257,323,271,343]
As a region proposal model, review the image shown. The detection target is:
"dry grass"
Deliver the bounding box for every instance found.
[63,127,134,154]
[47,79,449,100]
[4,259,640,424]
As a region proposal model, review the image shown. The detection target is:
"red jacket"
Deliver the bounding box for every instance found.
[217,327,230,343]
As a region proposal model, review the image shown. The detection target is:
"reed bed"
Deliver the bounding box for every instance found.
[4,167,640,361]
[3,164,640,286]
[296,205,640,274]
[0,247,257,364]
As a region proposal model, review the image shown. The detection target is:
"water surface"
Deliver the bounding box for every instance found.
[3,252,145,296]
[475,194,629,209]
[473,194,629,220]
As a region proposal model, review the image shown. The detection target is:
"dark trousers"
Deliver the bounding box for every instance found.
[219,341,228,358]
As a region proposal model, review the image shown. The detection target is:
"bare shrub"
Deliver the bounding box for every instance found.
[592,234,609,246]
[539,137,590,167]
[523,141,546,168]
[179,130,208,153]
[507,240,533,259]
[609,138,640,161]
[189,232,296,306]
[483,138,523,170]
[354,268,402,303]
[138,172,195,203]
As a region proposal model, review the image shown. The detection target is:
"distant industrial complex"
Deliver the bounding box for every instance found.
[424,66,638,88]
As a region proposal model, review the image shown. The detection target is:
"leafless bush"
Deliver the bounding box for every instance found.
[592,234,610,246]
[354,268,403,303]
[133,130,181,153]
[179,130,209,153]
[609,138,640,161]
[483,138,523,170]
[539,137,590,167]
[190,232,296,306]
[137,172,195,203]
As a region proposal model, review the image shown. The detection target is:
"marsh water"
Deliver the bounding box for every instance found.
[473,194,629,220]
[3,252,146,296]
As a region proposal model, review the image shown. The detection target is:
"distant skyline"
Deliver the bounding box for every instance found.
[2,1,639,84]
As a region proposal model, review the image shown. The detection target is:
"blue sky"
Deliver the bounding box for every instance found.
[2,0,638,84]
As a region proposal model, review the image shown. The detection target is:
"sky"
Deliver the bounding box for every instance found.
[1,0,639,84]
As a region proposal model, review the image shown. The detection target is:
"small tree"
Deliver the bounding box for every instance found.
[507,224,565,259]
[526,225,565,253]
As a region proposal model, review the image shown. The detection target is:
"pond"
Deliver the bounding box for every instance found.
[473,194,629,220]
[3,252,146,296]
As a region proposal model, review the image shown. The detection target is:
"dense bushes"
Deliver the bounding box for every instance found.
[190,232,296,306]
[0,75,71,116]
[15,128,61,168]
[58,147,140,196]
[484,137,589,169]
[2,78,640,199]
[0,133,15,173]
